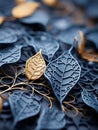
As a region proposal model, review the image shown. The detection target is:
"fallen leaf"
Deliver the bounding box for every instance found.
[45,50,81,104]
[25,50,46,80]
[12,2,40,18]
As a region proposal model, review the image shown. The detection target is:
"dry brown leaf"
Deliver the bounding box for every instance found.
[25,50,46,80]
[0,16,5,25]
[12,2,40,18]
[77,31,98,62]
[42,0,57,7]
[0,97,3,113]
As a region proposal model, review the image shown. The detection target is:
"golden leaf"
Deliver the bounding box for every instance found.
[12,2,40,18]
[0,16,5,25]
[0,97,3,113]
[25,50,46,80]
[42,0,57,7]
[77,31,98,62]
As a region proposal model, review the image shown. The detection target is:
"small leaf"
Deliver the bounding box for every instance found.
[12,2,40,19]
[82,90,98,112]
[9,91,41,125]
[0,97,3,113]
[0,45,21,67]
[25,50,46,80]
[36,108,66,130]
[45,50,81,104]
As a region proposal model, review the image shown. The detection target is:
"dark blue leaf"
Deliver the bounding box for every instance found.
[36,108,66,130]
[9,91,41,125]
[0,45,21,67]
[45,50,81,104]
[0,28,18,44]
[82,90,98,112]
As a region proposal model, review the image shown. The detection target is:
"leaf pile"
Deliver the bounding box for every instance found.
[0,0,98,130]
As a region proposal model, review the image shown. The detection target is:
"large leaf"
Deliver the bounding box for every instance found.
[9,91,41,125]
[36,108,66,130]
[0,45,21,67]
[29,32,59,62]
[82,90,98,112]
[45,50,81,104]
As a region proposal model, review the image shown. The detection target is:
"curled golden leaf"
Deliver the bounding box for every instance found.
[25,50,46,80]
[0,16,5,25]
[77,31,98,62]
[0,97,3,113]
[42,0,57,7]
[12,2,40,18]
